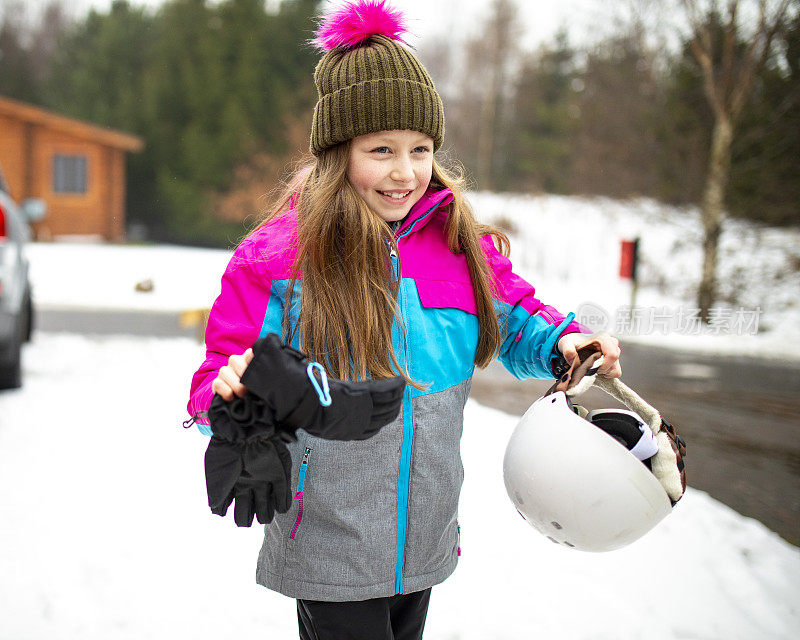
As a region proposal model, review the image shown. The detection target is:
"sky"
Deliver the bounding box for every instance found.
[16,0,617,51]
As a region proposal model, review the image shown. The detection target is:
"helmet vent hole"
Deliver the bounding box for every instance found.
[546,536,559,544]
[564,541,575,548]
[550,521,562,530]
[515,491,525,505]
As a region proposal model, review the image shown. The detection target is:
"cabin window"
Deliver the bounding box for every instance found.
[53,154,88,194]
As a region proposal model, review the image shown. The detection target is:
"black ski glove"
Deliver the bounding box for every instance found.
[240,332,406,441]
[204,392,292,527]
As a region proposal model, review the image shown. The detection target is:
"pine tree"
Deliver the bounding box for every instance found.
[503,32,578,194]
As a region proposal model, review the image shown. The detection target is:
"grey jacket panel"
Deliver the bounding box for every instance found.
[255,380,471,602]
[404,381,470,579]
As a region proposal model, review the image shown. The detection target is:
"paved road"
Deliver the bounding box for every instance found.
[36,307,201,339]
[37,307,800,546]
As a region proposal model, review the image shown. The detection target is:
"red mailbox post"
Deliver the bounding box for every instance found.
[620,238,640,322]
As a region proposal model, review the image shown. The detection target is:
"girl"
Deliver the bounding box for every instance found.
[187,1,621,638]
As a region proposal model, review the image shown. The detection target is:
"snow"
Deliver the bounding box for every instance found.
[1,333,798,639]
[26,242,231,313]
[468,192,800,361]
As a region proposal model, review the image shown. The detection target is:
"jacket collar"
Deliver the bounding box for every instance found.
[395,187,453,238]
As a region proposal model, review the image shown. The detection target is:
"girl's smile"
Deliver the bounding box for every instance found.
[347,130,434,223]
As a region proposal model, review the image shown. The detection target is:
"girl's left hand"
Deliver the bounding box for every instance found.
[557,332,622,378]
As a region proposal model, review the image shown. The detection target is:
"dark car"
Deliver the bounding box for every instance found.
[0,164,44,389]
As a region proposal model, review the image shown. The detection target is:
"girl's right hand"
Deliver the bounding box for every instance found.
[212,348,254,401]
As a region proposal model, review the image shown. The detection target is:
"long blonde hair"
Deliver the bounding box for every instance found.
[256,142,509,387]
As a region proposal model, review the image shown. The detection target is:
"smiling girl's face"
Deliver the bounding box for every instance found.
[346,130,434,223]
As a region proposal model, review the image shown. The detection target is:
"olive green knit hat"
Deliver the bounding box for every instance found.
[309,0,445,156]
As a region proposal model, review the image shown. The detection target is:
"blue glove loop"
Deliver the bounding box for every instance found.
[307,362,332,407]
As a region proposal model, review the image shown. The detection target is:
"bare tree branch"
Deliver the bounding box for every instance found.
[720,1,739,104]
[699,8,715,59]
[730,0,770,115]
[731,0,791,118]
[681,0,710,50]
[689,33,724,115]
[681,0,723,112]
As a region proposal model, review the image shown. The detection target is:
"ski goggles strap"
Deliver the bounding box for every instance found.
[547,340,687,505]
[548,340,662,431]
[595,376,660,432]
[595,374,687,505]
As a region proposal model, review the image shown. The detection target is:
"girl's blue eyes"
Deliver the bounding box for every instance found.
[371,146,430,154]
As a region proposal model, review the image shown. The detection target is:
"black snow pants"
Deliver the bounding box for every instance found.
[297,588,432,640]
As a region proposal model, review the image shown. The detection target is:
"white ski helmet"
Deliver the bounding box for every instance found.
[503,391,672,552]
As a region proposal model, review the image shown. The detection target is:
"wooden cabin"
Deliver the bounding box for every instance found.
[0,95,144,241]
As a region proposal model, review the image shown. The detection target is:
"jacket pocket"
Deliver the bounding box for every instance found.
[281,430,400,588]
[290,447,311,540]
[415,278,477,315]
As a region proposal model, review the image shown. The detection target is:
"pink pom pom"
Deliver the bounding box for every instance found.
[312,0,407,51]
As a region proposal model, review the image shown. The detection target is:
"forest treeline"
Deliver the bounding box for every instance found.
[0,0,797,246]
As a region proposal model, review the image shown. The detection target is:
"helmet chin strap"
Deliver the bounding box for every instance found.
[548,340,687,505]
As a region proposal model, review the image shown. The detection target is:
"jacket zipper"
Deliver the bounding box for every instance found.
[395,195,450,239]
[389,240,410,594]
[290,447,311,540]
[392,198,446,594]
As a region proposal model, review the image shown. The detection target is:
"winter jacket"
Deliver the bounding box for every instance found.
[187,187,583,602]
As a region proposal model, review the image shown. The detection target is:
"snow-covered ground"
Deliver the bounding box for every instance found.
[26,242,232,314]
[468,192,800,361]
[1,333,798,639]
[26,192,800,360]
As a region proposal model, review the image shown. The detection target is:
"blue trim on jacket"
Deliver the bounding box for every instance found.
[396,392,414,593]
[497,305,576,379]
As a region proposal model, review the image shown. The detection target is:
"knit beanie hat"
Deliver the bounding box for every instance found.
[310,0,445,156]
